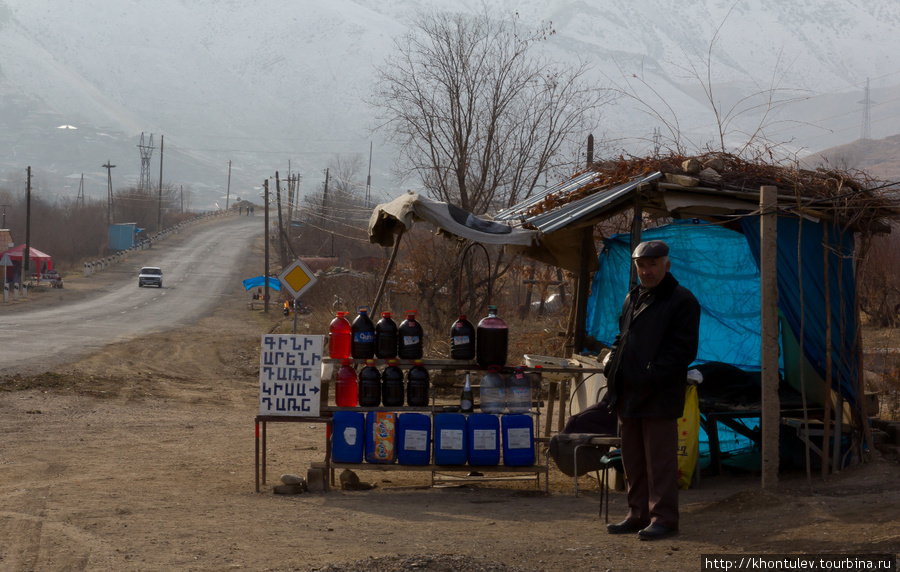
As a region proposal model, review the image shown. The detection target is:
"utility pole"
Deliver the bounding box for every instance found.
[366,141,373,206]
[102,161,116,225]
[22,166,32,290]
[180,185,184,214]
[1,203,8,227]
[275,171,287,269]
[322,168,333,258]
[76,174,85,208]
[586,134,594,167]
[322,168,330,212]
[226,160,232,210]
[264,179,270,314]
[157,135,164,233]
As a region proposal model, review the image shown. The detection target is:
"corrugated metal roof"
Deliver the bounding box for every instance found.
[495,171,662,234]
[493,170,604,222]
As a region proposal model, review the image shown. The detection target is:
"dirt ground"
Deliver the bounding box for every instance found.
[1,232,899,571]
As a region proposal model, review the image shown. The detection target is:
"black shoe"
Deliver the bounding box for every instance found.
[638,522,678,541]
[607,519,648,534]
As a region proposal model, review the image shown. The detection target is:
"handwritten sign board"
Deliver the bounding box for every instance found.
[258,334,323,416]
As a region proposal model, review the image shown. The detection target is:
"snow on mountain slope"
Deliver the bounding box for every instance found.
[1,0,898,207]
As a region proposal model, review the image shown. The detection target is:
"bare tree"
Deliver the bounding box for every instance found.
[327,154,365,199]
[115,184,181,230]
[607,2,814,158]
[370,8,612,214]
[293,156,377,262]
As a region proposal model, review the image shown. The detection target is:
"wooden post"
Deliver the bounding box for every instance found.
[628,196,643,289]
[822,231,832,477]
[760,186,780,488]
[522,261,536,319]
[573,228,593,355]
[264,179,270,314]
[371,230,404,316]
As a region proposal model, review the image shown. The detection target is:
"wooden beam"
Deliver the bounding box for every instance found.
[573,228,593,355]
[760,186,780,488]
[628,194,644,289]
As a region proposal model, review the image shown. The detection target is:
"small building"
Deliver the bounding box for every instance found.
[108,223,137,251]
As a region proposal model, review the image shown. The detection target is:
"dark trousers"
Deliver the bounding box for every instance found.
[619,416,679,529]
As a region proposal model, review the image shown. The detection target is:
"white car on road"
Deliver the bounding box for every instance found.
[138,267,163,288]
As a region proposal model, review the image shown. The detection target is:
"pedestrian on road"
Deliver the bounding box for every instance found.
[602,240,701,541]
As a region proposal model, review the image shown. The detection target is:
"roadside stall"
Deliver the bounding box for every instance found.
[256,152,900,493]
[0,244,54,285]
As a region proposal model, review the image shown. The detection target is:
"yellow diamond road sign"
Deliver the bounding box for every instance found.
[278,258,318,299]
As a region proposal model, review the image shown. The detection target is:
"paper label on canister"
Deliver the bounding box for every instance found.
[343,427,358,446]
[402,335,420,346]
[440,429,463,450]
[506,427,531,449]
[472,429,497,450]
[404,429,428,451]
[452,335,470,345]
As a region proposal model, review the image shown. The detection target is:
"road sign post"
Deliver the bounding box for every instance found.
[278,258,318,334]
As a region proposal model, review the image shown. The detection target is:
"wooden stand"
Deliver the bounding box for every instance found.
[320,358,573,491]
[254,358,605,493]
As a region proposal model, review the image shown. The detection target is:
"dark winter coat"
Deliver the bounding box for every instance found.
[603,272,701,418]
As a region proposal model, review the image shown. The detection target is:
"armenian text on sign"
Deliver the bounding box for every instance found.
[259,335,323,416]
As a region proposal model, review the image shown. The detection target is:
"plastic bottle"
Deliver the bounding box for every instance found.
[335,358,358,407]
[374,311,398,359]
[406,359,430,407]
[479,365,506,413]
[381,358,405,407]
[506,366,532,413]
[328,311,352,359]
[350,306,376,359]
[476,305,508,367]
[398,310,424,360]
[459,373,474,413]
[358,358,382,407]
[450,314,476,360]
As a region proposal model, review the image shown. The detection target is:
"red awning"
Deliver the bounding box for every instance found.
[0,244,52,271]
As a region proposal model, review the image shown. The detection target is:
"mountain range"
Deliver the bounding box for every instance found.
[1,0,898,209]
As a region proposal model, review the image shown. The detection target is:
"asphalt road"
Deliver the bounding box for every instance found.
[0,215,263,375]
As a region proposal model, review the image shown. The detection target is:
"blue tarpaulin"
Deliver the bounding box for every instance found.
[242,276,281,291]
[741,215,858,407]
[587,221,764,369]
[585,218,858,408]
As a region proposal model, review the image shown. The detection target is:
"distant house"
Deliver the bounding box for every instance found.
[0,229,12,251]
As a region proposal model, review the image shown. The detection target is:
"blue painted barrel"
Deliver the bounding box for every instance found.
[467,413,500,466]
[365,411,397,464]
[433,413,467,465]
[501,414,535,466]
[332,411,365,463]
[397,413,432,465]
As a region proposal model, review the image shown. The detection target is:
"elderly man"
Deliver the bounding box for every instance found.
[603,239,701,540]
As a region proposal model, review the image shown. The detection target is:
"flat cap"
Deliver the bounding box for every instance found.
[632,240,669,259]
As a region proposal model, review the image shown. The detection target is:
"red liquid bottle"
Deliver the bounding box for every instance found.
[335,358,358,407]
[476,305,508,367]
[328,311,351,359]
